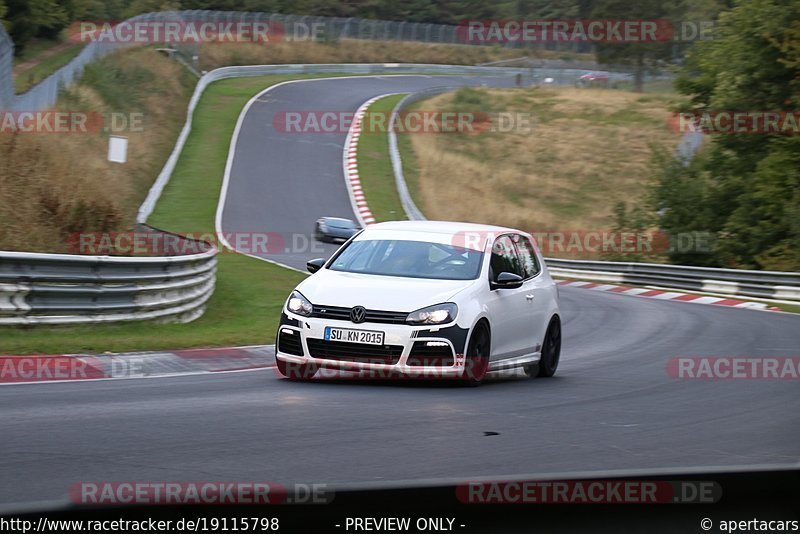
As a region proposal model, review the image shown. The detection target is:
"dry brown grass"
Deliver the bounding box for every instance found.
[409,87,683,236]
[198,39,593,70]
[0,49,194,252]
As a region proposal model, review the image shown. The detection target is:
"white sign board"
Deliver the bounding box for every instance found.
[108,136,128,164]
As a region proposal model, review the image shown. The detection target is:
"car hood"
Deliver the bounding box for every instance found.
[297,269,474,311]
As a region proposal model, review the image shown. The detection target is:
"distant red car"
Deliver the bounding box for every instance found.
[578,71,610,85]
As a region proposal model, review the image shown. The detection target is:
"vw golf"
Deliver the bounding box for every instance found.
[275,221,561,384]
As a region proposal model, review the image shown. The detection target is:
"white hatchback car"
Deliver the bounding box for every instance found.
[275,221,561,384]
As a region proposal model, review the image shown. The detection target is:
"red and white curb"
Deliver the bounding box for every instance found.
[343,95,400,227]
[555,279,782,311]
[0,345,276,385]
[343,96,379,226]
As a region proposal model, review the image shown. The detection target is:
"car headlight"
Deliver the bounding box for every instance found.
[286,291,313,317]
[406,303,458,325]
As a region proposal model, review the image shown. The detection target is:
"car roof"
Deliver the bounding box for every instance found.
[320,217,355,224]
[364,220,521,235]
[356,221,525,250]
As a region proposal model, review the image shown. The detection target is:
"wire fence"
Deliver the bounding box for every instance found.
[0,23,13,110]
[171,10,593,50]
[0,12,182,111]
[0,10,668,113]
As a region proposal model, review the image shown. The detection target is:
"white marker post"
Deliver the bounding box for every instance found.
[108,135,128,164]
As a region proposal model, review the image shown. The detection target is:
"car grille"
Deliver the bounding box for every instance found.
[406,341,455,367]
[310,305,408,325]
[277,330,304,356]
[306,338,403,364]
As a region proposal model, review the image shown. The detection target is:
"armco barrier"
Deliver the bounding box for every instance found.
[0,228,217,325]
[388,87,453,222]
[544,258,800,302]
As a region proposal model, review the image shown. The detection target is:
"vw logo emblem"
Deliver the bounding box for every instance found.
[350,306,367,323]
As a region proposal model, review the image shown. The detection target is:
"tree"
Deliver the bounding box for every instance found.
[655,0,800,270]
[6,0,67,52]
[591,0,686,92]
[60,0,126,21]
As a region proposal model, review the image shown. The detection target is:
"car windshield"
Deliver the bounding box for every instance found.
[327,219,355,229]
[329,239,483,280]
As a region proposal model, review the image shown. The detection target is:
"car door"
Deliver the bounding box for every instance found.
[516,235,550,355]
[483,234,529,361]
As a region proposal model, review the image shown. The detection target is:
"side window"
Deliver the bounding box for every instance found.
[517,236,541,278]
[490,235,523,280]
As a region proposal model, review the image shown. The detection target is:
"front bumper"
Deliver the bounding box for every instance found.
[276,312,469,378]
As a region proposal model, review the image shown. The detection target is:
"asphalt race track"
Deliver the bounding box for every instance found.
[219,75,519,269]
[1,75,799,510]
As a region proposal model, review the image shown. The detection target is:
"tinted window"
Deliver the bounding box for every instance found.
[329,239,483,280]
[517,236,541,278]
[328,219,356,229]
[490,235,523,280]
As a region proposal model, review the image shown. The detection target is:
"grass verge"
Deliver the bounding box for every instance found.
[355,94,408,222]
[405,86,684,253]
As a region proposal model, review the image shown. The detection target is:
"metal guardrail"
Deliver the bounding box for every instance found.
[0,228,217,325]
[387,88,800,303]
[544,258,800,302]
[388,87,453,222]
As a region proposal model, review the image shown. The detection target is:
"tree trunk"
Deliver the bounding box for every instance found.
[634,54,645,93]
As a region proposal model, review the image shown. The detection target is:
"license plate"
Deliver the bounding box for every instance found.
[324,327,385,345]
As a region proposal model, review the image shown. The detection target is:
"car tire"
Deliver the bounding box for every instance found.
[276,358,317,380]
[535,316,561,378]
[461,322,490,386]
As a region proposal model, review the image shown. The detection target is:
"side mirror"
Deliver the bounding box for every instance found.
[306,258,326,274]
[493,271,523,290]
